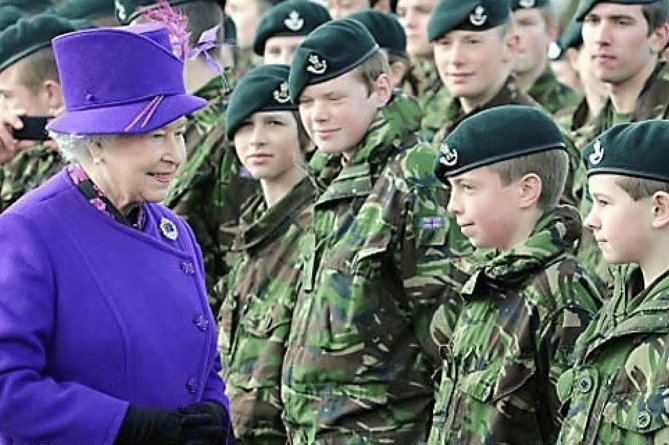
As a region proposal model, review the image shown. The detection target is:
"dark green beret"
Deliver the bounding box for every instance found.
[549,19,581,60]
[428,0,511,42]
[223,13,236,44]
[115,0,218,25]
[289,18,378,102]
[226,64,297,139]
[0,0,53,14]
[347,9,406,57]
[434,105,566,181]
[583,121,669,182]
[46,0,115,20]
[0,14,95,73]
[253,0,330,55]
[0,6,26,32]
[511,0,550,10]
[575,0,658,21]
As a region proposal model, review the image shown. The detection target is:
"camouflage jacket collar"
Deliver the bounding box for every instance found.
[445,75,536,133]
[233,177,316,251]
[579,264,669,359]
[309,90,423,189]
[462,205,582,295]
[591,62,669,132]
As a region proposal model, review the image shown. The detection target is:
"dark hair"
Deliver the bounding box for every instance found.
[642,0,668,32]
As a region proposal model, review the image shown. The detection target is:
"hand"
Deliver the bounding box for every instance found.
[179,402,234,445]
[113,406,182,445]
[0,108,34,164]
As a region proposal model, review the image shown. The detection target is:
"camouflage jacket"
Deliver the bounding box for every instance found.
[282,91,470,445]
[428,206,602,445]
[557,265,669,445]
[528,67,581,116]
[430,75,537,146]
[0,143,64,212]
[217,177,315,445]
[402,57,449,142]
[165,74,258,312]
[574,62,669,292]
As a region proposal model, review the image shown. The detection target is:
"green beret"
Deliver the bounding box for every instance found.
[511,0,550,9]
[253,0,330,55]
[0,0,53,14]
[428,0,511,42]
[0,14,95,73]
[549,19,582,60]
[47,0,115,20]
[289,18,378,102]
[226,64,297,139]
[0,6,26,32]
[347,9,406,57]
[575,0,658,21]
[583,121,669,182]
[115,0,217,25]
[434,105,566,181]
[223,13,236,44]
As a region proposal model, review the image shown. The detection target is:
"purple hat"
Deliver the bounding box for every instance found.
[47,22,205,135]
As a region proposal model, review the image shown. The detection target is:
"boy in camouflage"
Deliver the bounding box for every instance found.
[429,105,602,445]
[557,120,669,445]
[216,64,315,445]
[283,18,468,445]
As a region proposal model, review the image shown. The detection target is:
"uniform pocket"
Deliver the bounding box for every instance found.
[603,388,669,435]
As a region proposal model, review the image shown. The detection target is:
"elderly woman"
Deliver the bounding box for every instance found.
[0,22,232,445]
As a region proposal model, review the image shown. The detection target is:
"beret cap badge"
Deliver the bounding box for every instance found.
[439,142,458,167]
[284,10,305,31]
[306,53,327,74]
[115,0,127,22]
[470,5,488,27]
[518,0,536,8]
[589,139,604,165]
[273,81,291,103]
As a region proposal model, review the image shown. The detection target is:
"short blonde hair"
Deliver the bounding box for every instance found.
[351,49,390,96]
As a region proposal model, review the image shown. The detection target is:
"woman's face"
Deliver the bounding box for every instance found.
[86,118,187,215]
[233,110,305,182]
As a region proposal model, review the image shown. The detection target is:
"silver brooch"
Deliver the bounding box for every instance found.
[273,81,291,103]
[284,10,304,31]
[470,5,487,27]
[589,139,604,165]
[160,217,179,241]
[306,53,327,75]
[439,142,458,167]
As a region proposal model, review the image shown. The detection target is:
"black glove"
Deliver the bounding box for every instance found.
[114,406,183,445]
[178,402,234,445]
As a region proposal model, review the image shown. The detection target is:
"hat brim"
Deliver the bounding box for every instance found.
[47,93,206,135]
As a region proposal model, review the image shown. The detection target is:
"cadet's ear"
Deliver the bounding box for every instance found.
[41,79,64,117]
[650,22,669,55]
[517,172,542,209]
[650,191,669,229]
[503,31,520,62]
[372,73,393,108]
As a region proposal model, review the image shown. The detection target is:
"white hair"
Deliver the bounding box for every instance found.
[49,131,115,163]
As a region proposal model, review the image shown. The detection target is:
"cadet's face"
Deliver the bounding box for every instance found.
[226,0,263,50]
[582,3,660,86]
[434,27,511,105]
[397,0,438,58]
[0,63,50,115]
[585,174,653,264]
[87,118,187,215]
[233,110,305,181]
[329,0,369,19]
[298,70,382,158]
[447,166,521,249]
[263,35,306,65]
[513,8,552,77]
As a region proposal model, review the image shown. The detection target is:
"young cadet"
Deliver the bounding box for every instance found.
[557,120,669,444]
[216,64,315,445]
[283,18,468,444]
[572,0,669,291]
[426,0,535,144]
[511,0,581,115]
[253,0,331,65]
[429,105,602,445]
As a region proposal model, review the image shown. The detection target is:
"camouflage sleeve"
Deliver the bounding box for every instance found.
[399,143,470,365]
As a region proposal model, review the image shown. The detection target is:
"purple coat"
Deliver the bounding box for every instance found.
[0,169,228,445]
